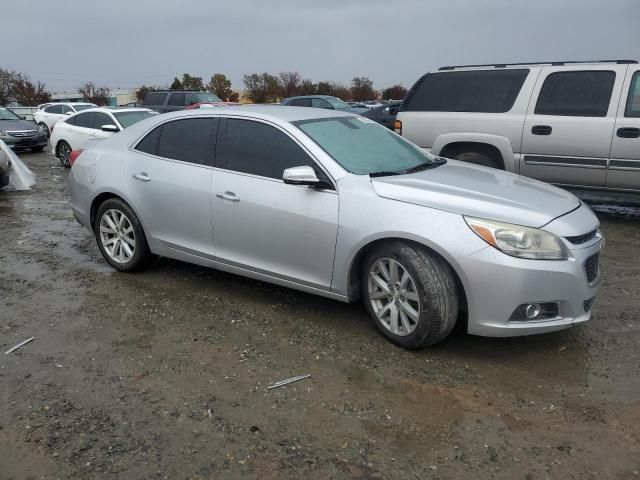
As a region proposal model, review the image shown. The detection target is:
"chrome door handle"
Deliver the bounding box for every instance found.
[132,172,151,182]
[216,191,240,202]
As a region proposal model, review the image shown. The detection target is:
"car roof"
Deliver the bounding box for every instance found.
[76,107,154,114]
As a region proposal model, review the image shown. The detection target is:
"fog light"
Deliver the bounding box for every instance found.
[525,303,541,319]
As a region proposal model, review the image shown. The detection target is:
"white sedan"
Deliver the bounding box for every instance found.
[33,102,96,136]
[50,107,158,167]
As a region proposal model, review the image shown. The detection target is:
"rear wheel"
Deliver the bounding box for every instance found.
[94,198,150,272]
[362,242,459,349]
[56,141,71,168]
[38,122,50,138]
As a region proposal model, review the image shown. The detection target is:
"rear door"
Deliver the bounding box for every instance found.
[607,66,640,190]
[520,66,626,187]
[126,117,218,256]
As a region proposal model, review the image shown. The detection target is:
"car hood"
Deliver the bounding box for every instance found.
[370,160,580,228]
[0,119,39,131]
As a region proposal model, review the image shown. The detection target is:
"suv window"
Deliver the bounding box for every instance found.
[74,112,95,129]
[403,69,529,113]
[312,98,332,109]
[45,104,63,114]
[142,92,167,106]
[185,93,199,105]
[535,70,615,117]
[136,118,218,165]
[625,71,640,118]
[93,112,113,129]
[290,98,312,107]
[168,93,186,106]
[224,119,320,180]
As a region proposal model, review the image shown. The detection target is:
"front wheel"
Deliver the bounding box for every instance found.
[362,242,459,349]
[38,123,50,138]
[94,198,150,272]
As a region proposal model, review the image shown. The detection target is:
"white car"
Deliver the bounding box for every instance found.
[33,102,96,136]
[50,107,157,167]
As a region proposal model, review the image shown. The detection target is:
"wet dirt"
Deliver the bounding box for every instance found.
[1,151,639,479]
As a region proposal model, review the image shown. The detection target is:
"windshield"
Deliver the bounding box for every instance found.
[325,97,350,110]
[113,110,158,128]
[196,92,222,103]
[0,107,21,120]
[294,117,436,175]
[73,104,96,112]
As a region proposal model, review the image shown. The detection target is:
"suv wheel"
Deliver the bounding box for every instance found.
[362,242,459,349]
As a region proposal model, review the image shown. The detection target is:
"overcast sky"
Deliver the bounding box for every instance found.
[2,0,638,93]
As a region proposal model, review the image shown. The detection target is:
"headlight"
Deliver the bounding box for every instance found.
[464,216,568,260]
[38,125,44,133]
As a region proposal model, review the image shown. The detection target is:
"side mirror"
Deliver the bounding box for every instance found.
[282,166,319,186]
[101,124,120,133]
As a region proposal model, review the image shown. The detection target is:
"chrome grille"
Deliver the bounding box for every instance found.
[584,253,599,283]
[7,130,37,138]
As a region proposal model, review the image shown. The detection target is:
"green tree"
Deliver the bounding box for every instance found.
[207,74,238,101]
[350,76,377,102]
[381,84,407,100]
[180,73,204,91]
[242,73,281,103]
[170,77,183,90]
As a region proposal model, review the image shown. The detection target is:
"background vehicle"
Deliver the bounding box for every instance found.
[33,102,96,136]
[141,90,223,113]
[69,106,601,349]
[0,107,48,152]
[185,102,241,110]
[282,95,368,113]
[362,100,402,129]
[50,107,157,167]
[397,60,640,203]
[37,103,53,110]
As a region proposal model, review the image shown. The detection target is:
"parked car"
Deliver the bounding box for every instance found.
[141,90,223,113]
[120,101,140,108]
[33,102,96,136]
[50,107,157,167]
[69,106,602,349]
[362,100,402,129]
[37,103,54,110]
[282,95,368,114]
[347,101,367,108]
[0,106,48,152]
[396,60,640,203]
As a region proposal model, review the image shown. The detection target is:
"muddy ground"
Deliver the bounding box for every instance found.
[1,151,639,480]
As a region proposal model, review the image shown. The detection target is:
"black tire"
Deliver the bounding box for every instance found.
[38,123,50,138]
[362,242,459,349]
[94,198,151,272]
[56,141,72,168]
[31,146,45,153]
[453,151,500,169]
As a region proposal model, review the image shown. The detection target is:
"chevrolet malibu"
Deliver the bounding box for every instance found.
[69,106,603,349]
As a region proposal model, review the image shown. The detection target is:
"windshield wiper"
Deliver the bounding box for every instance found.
[401,158,447,174]
[369,170,402,177]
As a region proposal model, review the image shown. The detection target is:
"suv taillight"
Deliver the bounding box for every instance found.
[394,120,402,135]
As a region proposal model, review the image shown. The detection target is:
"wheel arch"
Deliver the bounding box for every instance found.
[345,236,468,317]
[89,191,150,237]
[432,133,515,171]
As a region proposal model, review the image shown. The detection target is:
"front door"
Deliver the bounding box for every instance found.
[125,117,218,256]
[607,67,640,190]
[211,117,339,290]
[520,66,626,187]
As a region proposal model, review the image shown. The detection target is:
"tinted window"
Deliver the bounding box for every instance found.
[312,98,332,109]
[168,93,185,106]
[225,119,319,180]
[65,115,78,126]
[61,105,74,114]
[156,118,218,165]
[45,105,63,114]
[535,71,615,117]
[185,93,199,105]
[73,104,95,112]
[135,126,161,155]
[74,112,95,128]
[93,112,113,129]
[625,72,640,118]
[113,110,157,128]
[142,92,166,106]
[290,98,312,107]
[404,69,529,113]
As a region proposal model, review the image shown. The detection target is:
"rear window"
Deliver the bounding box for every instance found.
[403,69,529,113]
[142,92,166,106]
[535,71,615,117]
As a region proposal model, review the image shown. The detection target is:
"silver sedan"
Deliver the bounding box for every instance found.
[68,106,603,348]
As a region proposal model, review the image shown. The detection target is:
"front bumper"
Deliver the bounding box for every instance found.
[1,133,48,150]
[460,236,602,337]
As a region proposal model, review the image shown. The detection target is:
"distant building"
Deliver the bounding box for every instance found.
[51,88,138,106]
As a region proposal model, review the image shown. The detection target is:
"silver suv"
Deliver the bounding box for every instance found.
[396,60,640,203]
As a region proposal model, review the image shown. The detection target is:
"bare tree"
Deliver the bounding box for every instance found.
[298,79,317,96]
[78,82,111,105]
[350,77,378,102]
[242,73,281,103]
[136,85,156,102]
[278,71,301,98]
[12,75,51,105]
[381,84,407,100]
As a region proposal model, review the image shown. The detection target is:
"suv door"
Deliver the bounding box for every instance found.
[212,117,338,290]
[607,66,640,191]
[520,66,626,187]
[126,117,218,256]
[65,112,95,150]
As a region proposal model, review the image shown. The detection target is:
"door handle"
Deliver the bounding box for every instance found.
[531,125,552,135]
[616,127,640,138]
[132,172,151,182]
[216,191,240,202]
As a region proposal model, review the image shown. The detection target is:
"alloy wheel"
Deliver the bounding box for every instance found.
[99,209,136,264]
[58,142,71,167]
[368,257,421,336]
